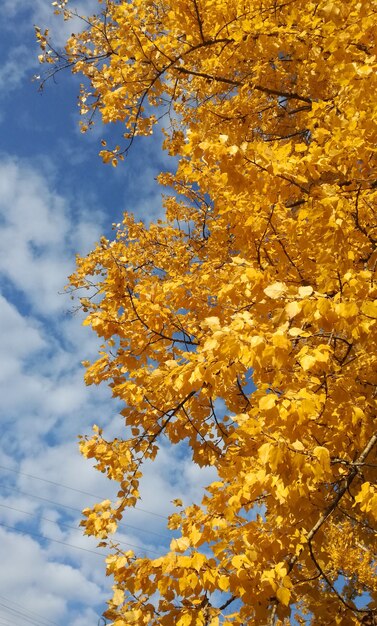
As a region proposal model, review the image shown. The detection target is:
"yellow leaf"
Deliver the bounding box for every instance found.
[231,554,254,569]
[218,575,229,591]
[354,482,376,514]
[299,354,317,371]
[259,395,277,411]
[258,443,271,465]
[361,301,377,318]
[191,552,206,571]
[336,302,359,318]
[285,301,301,318]
[228,145,239,155]
[177,613,192,626]
[313,446,331,472]
[298,285,313,298]
[112,588,125,606]
[202,316,221,330]
[171,537,190,552]
[276,586,291,606]
[264,282,287,299]
[291,440,305,451]
[288,327,310,337]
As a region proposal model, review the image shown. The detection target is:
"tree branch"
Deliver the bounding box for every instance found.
[288,431,377,574]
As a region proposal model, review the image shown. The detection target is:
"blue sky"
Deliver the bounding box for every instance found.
[0,2,216,625]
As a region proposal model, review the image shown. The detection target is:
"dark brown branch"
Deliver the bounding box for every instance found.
[209,397,229,439]
[253,84,312,104]
[285,199,306,209]
[307,540,372,615]
[174,65,313,103]
[236,376,250,409]
[288,431,377,575]
[175,64,241,85]
[269,215,306,281]
[256,205,275,270]
[192,0,205,42]
[126,285,199,346]
[219,595,237,611]
[244,156,310,194]
[147,390,197,443]
[181,405,220,455]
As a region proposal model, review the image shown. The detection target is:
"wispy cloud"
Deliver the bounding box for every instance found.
[0,150,214,626]
[0,526,105,626]
[0,46,37,96]
[0,2,215,623]
[0,156,102,315]
[2,0,99,41]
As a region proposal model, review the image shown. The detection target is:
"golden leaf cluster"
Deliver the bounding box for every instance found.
[40,0,377,624]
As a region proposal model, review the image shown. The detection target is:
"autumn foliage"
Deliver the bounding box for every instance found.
[39,0,377,624]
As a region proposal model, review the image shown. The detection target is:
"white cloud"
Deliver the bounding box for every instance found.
[2,0,99,40]
[0,46,37,96]
[70,607,104,626]
[0,1,99,108]
[0,155,113,456]
[0,156,211,488]
[0,296,45,363]
[19,443,118,508]
[0,527,104,624]
[0,14,184,626]
[0,493,38,525]
[0,157,84,315]
[0,23,209,622]
[135,442,217,520]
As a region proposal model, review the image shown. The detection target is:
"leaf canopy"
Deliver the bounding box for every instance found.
[40,0,377,624]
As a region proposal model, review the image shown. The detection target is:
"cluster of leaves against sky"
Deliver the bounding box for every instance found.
[38,0,377,624]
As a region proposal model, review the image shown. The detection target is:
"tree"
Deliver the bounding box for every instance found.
[38,0,377,624]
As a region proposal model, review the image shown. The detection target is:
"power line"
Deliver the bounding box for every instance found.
[0,601,55,626]
[0,520,105,557]
[0,464,167,519]
[0,484,169,540]
[0,484,79,512]
[0,503,161,555]
[0,601,52,626]
[0,594,60,626]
